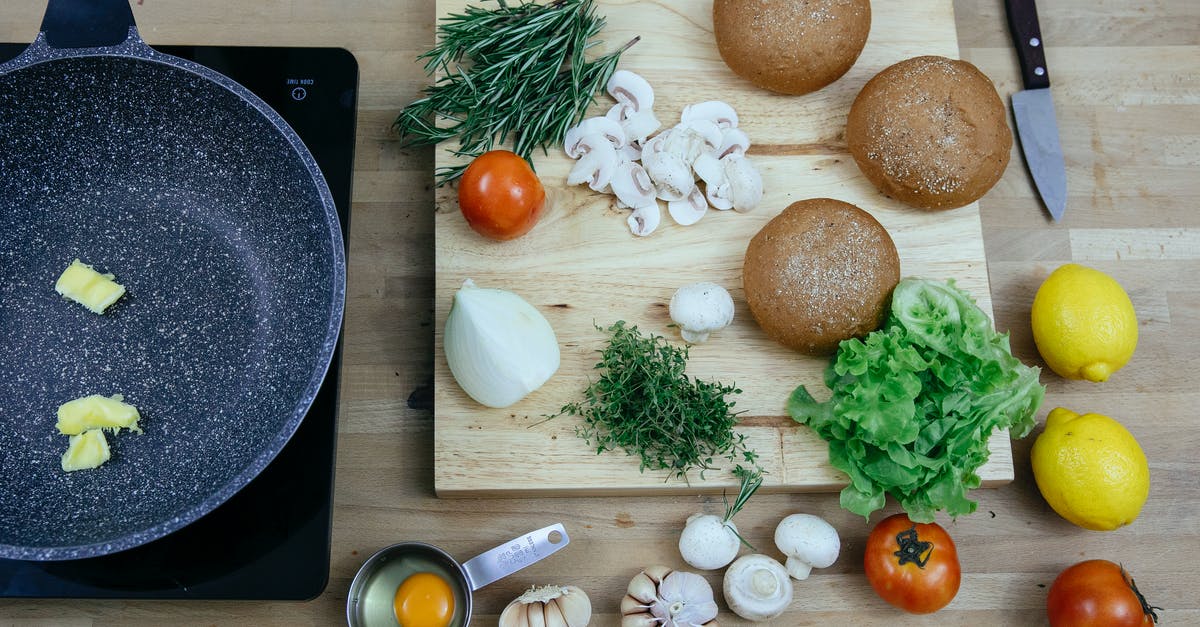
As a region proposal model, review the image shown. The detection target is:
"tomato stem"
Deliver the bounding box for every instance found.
[894,525,934,568]
[1122,565,1161,624]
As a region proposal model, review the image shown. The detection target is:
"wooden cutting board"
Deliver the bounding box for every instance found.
[433,0,1012,496]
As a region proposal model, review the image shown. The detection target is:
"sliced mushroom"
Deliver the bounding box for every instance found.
[641,128,670,156]
[621,110,662,145]
[668,186,708,226]
[564,117,625,158]
[627,203,661,237]
[706,182,735,211]
[692,152,726,189]
[717,127,751,158]
[567,139,619,192]
[668,120,722,163]
[619,141,643,162]
[611,161,657,209]
[723,153,763,212]
[642,148,693,202]
[681,100,739,129]
[607,69,655,113]
[606,102,631,123]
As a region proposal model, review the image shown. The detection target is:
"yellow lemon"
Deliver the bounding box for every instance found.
[1031,263,1137,382]
[1031,407,1149,531]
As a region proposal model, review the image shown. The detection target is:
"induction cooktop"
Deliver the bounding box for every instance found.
[0,43,357,600]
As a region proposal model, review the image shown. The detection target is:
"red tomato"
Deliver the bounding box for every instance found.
[1047,560,1158,627]
[457,150,546,240]
[864,513,961,614]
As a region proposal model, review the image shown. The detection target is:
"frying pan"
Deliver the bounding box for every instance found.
[0,0,345,560]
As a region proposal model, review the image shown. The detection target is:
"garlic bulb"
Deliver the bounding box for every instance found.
[499,584,592,627]
[620,565,718,627]
[443,279,560,408]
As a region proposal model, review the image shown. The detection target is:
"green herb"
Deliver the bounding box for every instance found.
[548,321,759,481]
[788,278,1045,523]
[724,467,763,550]
[394,0,637,185]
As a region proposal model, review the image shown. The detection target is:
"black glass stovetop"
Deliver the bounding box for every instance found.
[0,43,357,600]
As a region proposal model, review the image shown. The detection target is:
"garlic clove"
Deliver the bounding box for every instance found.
[443,279,560,408]
[525,603,547,627]
[554,587,593,627]
[543,602,568,627]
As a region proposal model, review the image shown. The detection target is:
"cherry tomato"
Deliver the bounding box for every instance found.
[864,513,961,614]
[457,150,546,241]
[1047,560,1158,626]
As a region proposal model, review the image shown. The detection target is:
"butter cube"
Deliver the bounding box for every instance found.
[61,429,111,472]
[57,394,142,435]
[55,259,126,314]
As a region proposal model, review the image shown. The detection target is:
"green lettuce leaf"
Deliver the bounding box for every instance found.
[788,278,1045,522]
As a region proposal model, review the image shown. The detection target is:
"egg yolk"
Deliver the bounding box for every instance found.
[393,572,455,627]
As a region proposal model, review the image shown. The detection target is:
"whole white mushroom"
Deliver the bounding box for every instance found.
[774,513,841,580]
[723,554,793,622]
[669,282,734,343]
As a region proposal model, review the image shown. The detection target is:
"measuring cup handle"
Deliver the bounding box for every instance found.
[460,523,570,591]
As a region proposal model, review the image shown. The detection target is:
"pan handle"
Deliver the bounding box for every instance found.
[41,0,138,49]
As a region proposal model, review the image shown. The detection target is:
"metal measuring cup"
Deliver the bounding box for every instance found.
[347,523,570,626]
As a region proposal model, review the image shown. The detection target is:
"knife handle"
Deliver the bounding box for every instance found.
[1004,0,1051,90]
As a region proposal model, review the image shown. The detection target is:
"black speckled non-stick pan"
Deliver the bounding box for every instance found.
[0,0,345,560]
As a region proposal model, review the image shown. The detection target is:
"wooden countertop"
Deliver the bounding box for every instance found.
[2,0,1197,624]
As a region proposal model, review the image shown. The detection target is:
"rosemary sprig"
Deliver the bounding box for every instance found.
[394,0,637,185]
[547,321,761,482]
[725,467,764,550]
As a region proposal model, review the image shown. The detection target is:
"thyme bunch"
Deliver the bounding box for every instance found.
[548,321,760,481]
[395,0,637,185]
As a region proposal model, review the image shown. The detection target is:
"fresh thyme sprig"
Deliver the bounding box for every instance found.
[394,0,638,185]
[546,321,761,482]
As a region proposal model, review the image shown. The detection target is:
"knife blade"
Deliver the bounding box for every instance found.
[1005,0,1067,221]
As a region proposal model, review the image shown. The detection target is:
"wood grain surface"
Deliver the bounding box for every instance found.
[431,0,1014,497]
[2,0,1199,625]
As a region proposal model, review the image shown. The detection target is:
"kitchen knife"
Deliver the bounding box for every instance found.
[1005,0,1067,221]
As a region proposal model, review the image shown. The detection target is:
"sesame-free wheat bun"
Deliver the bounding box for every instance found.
[714,0,871,95]
[742,198,899,355]
[847,55,1012,210]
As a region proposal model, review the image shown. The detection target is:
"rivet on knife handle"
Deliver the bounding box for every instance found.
[1004,0,1051,90]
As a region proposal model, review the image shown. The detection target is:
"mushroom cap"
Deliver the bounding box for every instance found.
[669,282,734,343]
[723,553,793,622]
[774,513,841,580]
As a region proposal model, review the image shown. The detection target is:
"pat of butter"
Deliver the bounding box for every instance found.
[55,259,126,314]
[61,429,111,472]
[57,394,142,435]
